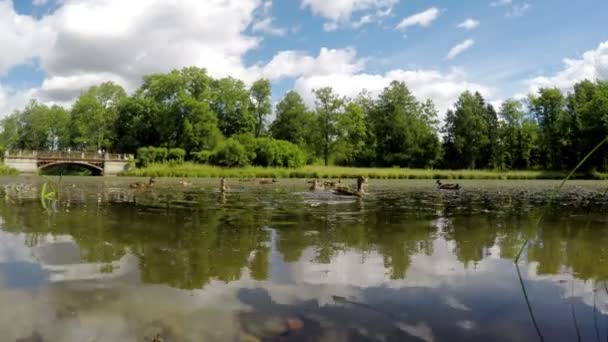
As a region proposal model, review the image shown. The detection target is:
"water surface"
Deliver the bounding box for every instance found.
[1,177,607,341]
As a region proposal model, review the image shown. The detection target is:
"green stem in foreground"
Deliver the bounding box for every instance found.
[514,137,608,263]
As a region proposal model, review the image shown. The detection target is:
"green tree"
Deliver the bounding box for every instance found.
[125,67,222,153]
[568,80,608,170]
[213,77,255,137]
[334,101,367,166]
[249,79,272,137]
[313,87,344,166]
[270,91,315,151]
[443,91,489,169]
[71,82,127,151]
[529,88,567,169]
[371,81,441,167]
[0,113,20,152]
[498,99,541,169]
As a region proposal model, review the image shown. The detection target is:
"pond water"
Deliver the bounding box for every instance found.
[0,177,607,342]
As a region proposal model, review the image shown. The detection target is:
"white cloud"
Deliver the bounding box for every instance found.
[506,2,530,17]
[32,0,49,6]
[526,40,608,94]
[396,7,440,31]
[491,0,531,17]
[490,0,512,7]
[0,1,54,75]
[457,18,479,30]
[0,0,491,124]
[252,1,287,36]
[256,47,365,80]
[446,39,475,60]
[293,67,493,116]
[301,0,397,31]
[0,0,265,115]
[252,17,287,36]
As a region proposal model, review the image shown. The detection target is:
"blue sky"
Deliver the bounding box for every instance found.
[1,0,607,117]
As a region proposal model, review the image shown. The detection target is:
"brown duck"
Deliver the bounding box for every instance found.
[220,177,230,192]
[258,178,277,185]
[334,176,366,197]
[129,177,156,189]
[308,179,325,191]
[436,180,460,190]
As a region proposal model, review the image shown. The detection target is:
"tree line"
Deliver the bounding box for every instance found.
[1,66,607,171]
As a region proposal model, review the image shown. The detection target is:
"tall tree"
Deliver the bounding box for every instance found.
[270,91,315,150]
[249,79,272,137]
[213,77,255,137]
[443,91,489,169]
[371,81,441,167]
[71,82,127,151]
[334,101,367,166]
[529,88,567,169]
[313,87,344,166]
[0,113,20,152]
[119,67,222,153]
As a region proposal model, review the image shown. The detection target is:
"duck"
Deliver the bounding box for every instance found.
[436,179,460,190]
[220,177,230,192]
[258,178,277,185]
[309,179,325,191]
[324,179,341,189]
[334,176,366,197]
[129,177,156,189]
[178,179,192,187]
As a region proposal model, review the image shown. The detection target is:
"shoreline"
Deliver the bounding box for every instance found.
[118,163,608,180]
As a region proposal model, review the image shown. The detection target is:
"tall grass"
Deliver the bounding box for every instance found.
[120,162,608,180]
[0,164,18,176]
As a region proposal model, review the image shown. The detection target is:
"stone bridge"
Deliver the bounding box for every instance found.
[4,151,133,175]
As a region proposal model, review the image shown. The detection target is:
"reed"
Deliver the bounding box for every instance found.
[121,163,608,180]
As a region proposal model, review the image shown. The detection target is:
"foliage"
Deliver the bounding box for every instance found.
[122,163,607,180]
[137,146,171,167]
[253,138,306,168]
[313,87,344,166]
[2,64,608,173]
[249,79,272,137]
[270,91,316,154]
[209,139,250,167]
[71,81,126,151]
[167,148,186,162]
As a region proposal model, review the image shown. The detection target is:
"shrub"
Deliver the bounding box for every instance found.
[209,139,251,167]
[137,146,171,166]
[191,150,212,164]
[253,138,306,168]
[167,148,186,162]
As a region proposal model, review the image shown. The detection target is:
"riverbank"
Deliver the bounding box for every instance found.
[120,163,608,180]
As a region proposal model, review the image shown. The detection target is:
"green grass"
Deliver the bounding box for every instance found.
[0,164,18,176]
[120,162,608,180]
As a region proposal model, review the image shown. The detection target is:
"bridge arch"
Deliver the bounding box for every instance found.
[38,161,104,176]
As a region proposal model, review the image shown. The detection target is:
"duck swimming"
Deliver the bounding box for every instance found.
[129,177,155,189]
[436,180,460,190]
[309,179,325,191]
[178,179,192,187]
[333,176,367,197]
[324,179,341,190]
[220,178,230,192]
[258,178,277,185]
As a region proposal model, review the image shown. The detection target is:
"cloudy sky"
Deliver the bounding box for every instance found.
[0,0,607,119]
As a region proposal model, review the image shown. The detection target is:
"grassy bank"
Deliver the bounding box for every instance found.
[0,164,18,176]
[120,163,608,180]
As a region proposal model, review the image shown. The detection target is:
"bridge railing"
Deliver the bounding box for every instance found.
[5,150,133,161]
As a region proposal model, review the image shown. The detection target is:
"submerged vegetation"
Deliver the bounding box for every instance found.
[1,66,607,175]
